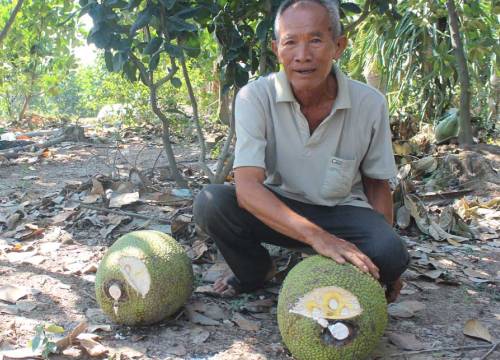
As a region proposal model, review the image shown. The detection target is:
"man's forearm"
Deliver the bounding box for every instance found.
[363,177,393,225]
[236,180,325,245]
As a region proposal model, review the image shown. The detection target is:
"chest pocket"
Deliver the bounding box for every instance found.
[320,156,357,198]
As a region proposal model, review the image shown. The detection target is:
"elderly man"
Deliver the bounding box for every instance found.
[194,0,409,302]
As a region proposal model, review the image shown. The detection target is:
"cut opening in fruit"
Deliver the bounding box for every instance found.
[118,256,151,298]
[290,286,362,324]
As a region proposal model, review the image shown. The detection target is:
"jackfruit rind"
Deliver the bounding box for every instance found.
[277,255,387,360]
[95,230,194,325]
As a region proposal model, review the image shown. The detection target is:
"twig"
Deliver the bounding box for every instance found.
[150,148,164,174]
[418,188,473,200]
[134,143,149,168]
[481,342,499,360]
[78,202,171,224]
[389,344,495,357]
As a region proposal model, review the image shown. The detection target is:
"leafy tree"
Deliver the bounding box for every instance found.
[0,0,25,45]
[0,0,81,127]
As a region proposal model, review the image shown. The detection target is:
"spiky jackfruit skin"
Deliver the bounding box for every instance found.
[277,256,387,360]
[95,231,193,326]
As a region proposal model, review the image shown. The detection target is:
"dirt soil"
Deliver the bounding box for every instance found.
[0,136,499,360]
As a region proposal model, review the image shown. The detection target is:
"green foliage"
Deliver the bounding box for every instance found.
[345,0,498,131]
[0,0,81,122]
[30,324,61,359]
[0,0,496,142]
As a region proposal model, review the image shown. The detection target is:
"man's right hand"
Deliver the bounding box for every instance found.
[310,232,380,280]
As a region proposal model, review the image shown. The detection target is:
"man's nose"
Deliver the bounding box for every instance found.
[294,43,312,62]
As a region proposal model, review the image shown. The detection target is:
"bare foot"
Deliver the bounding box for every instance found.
[212,262,277,297]
[385,277,403,303]
[213,274,239,297]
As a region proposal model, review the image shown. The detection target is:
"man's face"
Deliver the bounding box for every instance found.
[272,1,346,93]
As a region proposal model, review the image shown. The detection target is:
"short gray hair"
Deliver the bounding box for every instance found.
[274,0,342,40]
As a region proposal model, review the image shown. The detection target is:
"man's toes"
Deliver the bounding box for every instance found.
[220,286,237,297]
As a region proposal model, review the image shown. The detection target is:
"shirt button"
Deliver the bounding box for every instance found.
[304,150,312,157]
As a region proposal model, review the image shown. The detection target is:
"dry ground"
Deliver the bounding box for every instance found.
[0,135,499,360]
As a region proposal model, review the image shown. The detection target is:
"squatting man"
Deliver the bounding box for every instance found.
[194,0,409,303]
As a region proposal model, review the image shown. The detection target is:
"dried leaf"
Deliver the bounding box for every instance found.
[463,319,492,343]
[412,156,437,174]
[387,301,425,318]
[232,313,261,331]
[463,268,490,280]
[241,298,275,313]
[185,306,220,326]
[108,192,139,208]
[0,285,31,303]
[396,206,411,229]
[77,335,108,357]
[188,239,208,260]
[90,179,104,196]
[51,210,75,225]
[81,194,100,204]
[15,300,37,313]
[56,321,87,350]
[87,324,112,333]
[190,327,210,345]
[6,213,22,230]
[114,345,146,359]
[189,301,227,321]
[0,347,42,359]
[388,332,425,350]
[202,262,229,283]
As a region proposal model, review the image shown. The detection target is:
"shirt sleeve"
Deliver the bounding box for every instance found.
[360,99,398,179]
[233,84,267,169]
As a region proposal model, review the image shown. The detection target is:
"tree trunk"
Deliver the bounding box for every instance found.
[213,88,238,184]
[179,55,207,167]
[0,0,25,46]
[258,0,272,75]
[18,94,32,128]
[150,85,187,188]
[446,0,473,145]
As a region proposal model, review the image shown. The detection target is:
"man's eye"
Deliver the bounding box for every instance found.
[311,38,322,43]
[283,40,295,46]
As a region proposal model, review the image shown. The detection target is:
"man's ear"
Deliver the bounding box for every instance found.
[333,35,348,60]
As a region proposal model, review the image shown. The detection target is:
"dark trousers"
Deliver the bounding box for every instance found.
[193,184,409,290]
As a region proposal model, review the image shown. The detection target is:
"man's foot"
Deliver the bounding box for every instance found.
[212,262,277,297]
[385,277,403,303]
[213,274,243,297]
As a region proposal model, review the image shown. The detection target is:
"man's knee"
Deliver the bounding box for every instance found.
[193,184,236,233]
[372,232,410,284]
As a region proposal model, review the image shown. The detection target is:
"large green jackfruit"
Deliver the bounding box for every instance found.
[277,256,387,360]
[95,230,193,326]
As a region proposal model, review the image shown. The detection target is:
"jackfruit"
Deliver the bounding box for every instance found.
[95,230,193,326]
[277,255,387,360]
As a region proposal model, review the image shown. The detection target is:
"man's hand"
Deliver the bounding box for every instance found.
[311,231,380,280]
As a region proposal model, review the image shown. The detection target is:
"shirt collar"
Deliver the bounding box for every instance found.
[274,64,352,110]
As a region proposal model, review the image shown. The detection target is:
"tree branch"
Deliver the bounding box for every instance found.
[344,0,374,35]
[154,58,178,89]
[0,0,25,46]
[179,53,208,175]
[129,52,152,87]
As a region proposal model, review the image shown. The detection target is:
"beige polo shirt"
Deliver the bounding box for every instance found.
[233,66,397,209]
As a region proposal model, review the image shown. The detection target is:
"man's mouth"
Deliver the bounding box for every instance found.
[295,69,316,75]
